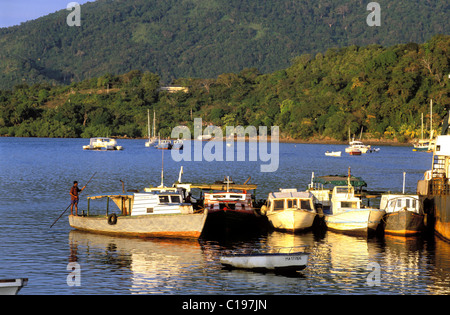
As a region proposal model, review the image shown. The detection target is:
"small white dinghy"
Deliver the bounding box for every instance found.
[220,246,309,273]
[0,278,28,295]
[325,151,342,157]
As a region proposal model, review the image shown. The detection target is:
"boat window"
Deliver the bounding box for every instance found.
[230,195,243,199]
[336,187,353,194]
[287,199,293,208]
[405,199,410,208]
[300,200,311,210]
[170,195,181,203]
[412,199,417,209]
[341,201,357,208]
[159,195,170,203]
[273,200,285,211]
[397,199,402,208]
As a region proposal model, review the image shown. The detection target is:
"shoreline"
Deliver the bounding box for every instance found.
[0,134,413,147]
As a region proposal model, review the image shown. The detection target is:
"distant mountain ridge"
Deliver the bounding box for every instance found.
[0,0,449,89]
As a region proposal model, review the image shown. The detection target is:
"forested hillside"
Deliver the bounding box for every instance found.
[1,35,449,142]
[0,0,448,89]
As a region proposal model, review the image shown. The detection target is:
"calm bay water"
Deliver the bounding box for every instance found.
[0,137,449,295]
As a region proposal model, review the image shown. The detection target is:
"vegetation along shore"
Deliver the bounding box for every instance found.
[0,35,449,144]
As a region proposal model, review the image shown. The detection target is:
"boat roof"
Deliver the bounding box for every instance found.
[87,193,134,200]
[313,175,367,188]
[177,182,257,191]
[87,191,182,200]
[269,191,313,199]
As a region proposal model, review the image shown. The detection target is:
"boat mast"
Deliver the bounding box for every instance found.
[421,113,424,141]
[147,109,151,141]
[430,99,433,140]
[153,110,156,139]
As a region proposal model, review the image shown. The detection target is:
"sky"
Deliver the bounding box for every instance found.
[0,0,93,28]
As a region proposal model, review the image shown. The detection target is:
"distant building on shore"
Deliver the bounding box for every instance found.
[159,86,189,93]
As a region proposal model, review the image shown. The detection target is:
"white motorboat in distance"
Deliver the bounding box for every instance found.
[325,151,342,157]
[345,139,372,154]
[220,247,309,273]
[0,278,28,295]
[83,137,123,150]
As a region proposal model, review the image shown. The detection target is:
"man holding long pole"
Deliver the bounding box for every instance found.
[49,172,96,228]
[69,181,86,216]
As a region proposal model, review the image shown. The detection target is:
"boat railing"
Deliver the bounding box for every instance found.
[429,178,450,195]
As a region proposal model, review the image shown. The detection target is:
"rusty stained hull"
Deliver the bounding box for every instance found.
[383,210,425,236]
[424,195,450,242]
[69,212,207,240]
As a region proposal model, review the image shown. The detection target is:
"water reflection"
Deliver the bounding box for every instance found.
[68,229,450,294]
[69,231,203,294]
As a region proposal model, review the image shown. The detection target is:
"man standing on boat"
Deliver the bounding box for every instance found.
[70,181,85,216]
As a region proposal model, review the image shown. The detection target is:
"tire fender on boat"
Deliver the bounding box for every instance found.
[108,213,117,225]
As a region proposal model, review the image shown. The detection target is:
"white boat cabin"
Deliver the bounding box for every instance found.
[265,189,315,213]
[330,186,362,214]
[87,191,193,216]
[380,194,420,214]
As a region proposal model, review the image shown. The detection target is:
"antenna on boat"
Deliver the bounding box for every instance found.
[402,172,406,194]
[347,167,352,193]
[178,166,184,183]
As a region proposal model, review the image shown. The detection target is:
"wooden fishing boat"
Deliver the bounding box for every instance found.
[260,189,317,232]
[381,194,425,236]
[0,278,28,295]
[220,247,309,272]
[83,137,123,150]
[69,191,207,239]
[202,177,260,230]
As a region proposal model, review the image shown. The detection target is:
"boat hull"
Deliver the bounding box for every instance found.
[267,209,316,232]
[220,253,309,272]
[325,209,385,235]
[204,209,259,230]
[384,210,425,236]
[69,212,207,240]
[422,194,450,241]
[0,278,28,295]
